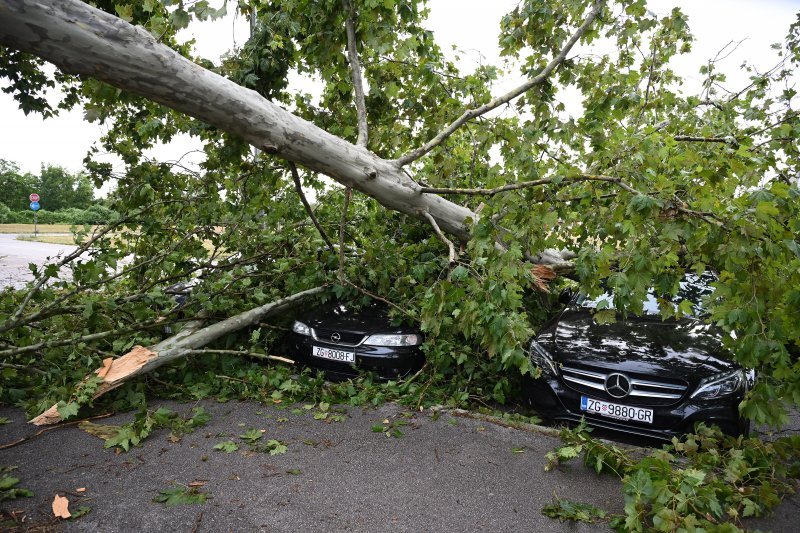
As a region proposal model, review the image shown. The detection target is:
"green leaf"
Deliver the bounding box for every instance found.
[542,498,608,523]
[239,428,263,443]
[56,401,80,420]
[170,8,191,29]
[213,440,239,453]
[153,486,210,506]
[114,5,134,22]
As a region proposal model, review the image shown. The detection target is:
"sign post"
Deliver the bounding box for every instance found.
[29,194,40,236]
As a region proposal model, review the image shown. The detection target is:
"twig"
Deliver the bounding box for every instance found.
[341,279,415,318]
[185,349,294,365]
[192,512,204,533]
[394,0,603,166]
[419,173,637,197]
[673,135,738,147]
[289,162,335,253]
[422,211,456,264]
[342,0,368,147]
[338,187,352,281]
[0,362,46,375]
[0,413,113,450]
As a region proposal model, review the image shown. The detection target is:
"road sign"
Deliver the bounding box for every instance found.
[30,201,40,211]
[29,193,40,202]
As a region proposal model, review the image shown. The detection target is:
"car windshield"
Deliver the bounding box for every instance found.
[577,272,715,317]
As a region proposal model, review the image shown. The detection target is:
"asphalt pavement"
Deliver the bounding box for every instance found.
[1,400,797,532]
[0,233,78,288]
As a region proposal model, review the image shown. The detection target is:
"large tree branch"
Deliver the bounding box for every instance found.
[421,172,727,229]
[419,173,636,197]
[0,0,572,270]
[394,0,604,166]
[30,286,325,425]
[342,0,368,148]
[289,162,336,253]
[0,0,472,244]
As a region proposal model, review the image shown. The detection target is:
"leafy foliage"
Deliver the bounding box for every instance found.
[152,485,211,506]
[0,466,33,502]
[1,10,800,528]
[251,439,288,456]
[541,498,608,523]
[213,440,239,453]
[544,422,800,531]
[103,407,211,451]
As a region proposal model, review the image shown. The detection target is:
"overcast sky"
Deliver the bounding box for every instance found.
[0,0,797,181]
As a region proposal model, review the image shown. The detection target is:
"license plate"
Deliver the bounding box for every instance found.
[580,396,653,424]
[312,345,355,363]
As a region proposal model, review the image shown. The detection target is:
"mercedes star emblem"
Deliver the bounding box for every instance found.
[330,332,341,343]
[604,373,631,398]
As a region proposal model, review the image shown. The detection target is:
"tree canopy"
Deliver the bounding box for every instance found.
[0,0,798,432]
[0,159,93,211]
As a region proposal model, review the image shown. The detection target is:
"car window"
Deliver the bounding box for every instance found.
[577,272,715,317]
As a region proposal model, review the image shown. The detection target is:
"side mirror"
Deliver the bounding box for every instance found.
[558,289,575,305]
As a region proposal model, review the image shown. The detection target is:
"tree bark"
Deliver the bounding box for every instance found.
[0,0,474,243]
[0,0,575,269]
[29,286,324,426]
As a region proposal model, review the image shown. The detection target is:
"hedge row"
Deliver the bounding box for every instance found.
[0,204,118,225]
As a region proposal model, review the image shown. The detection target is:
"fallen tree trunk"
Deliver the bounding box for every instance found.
[0,0,473,241]
[30,286,325,426]
[0,0,574,270]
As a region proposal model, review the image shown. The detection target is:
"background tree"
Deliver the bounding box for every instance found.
[34,164,94,211]
[0,159,94,211]
[0,0,798,434]
[0,159,35,210]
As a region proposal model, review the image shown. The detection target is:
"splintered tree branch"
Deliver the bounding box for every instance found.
[30,286,325,426]
[422,211,457,264]
[338,187,352,281]
[289,162,336,253]
[343,0,368,148]
[395,0,603,166]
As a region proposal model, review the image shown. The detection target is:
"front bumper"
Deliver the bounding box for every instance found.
[287,333,424,380]
[524,375,747,440]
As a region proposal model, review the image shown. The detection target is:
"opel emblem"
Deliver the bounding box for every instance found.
[331,332,341,343]
[604,373,631,398]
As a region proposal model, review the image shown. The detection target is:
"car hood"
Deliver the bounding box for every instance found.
[301,302,411,335]
[539,309,738,379]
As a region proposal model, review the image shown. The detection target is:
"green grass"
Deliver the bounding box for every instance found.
[16,235,78,245]
[0,224,75,233]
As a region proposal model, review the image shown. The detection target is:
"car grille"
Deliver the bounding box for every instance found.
[311,327,365,346]
[560,365,688,406]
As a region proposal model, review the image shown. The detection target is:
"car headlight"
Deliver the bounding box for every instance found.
[363,334,421,346]
[690,369,746,400]
[530,340,558,376]
[292,321,312,336]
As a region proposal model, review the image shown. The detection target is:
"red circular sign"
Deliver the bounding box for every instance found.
[29,193,40,202]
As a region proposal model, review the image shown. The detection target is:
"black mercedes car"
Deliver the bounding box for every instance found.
[287,302,424,380]
[525,273,755,440]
